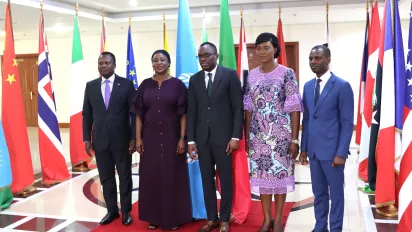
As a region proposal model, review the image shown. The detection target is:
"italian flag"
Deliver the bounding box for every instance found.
[70,14,90,167]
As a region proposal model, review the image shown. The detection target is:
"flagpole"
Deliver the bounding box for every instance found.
[75,0,78,15]
[278,5,281,19]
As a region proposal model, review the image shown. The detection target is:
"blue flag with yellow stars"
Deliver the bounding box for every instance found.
[126,24,138,88]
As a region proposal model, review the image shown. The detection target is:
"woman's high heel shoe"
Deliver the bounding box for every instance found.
[258,219,274,232]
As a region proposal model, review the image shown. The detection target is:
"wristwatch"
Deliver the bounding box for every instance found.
[291,139,300,145]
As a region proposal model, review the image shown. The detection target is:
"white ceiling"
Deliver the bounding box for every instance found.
[0,0,409,40]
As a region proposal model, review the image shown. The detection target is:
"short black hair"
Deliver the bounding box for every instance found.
[311,44,331,58]
[100,51,116,65]
[200,42,218,54]
[151,49,171,64]
[255,32,280,58]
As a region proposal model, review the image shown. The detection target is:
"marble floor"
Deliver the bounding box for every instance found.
[0,128,398,231]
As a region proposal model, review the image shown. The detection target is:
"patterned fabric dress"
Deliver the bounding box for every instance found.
[244,65,303,195]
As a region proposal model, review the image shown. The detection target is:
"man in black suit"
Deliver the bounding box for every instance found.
[82,52,136,225]
[187,42,243,232]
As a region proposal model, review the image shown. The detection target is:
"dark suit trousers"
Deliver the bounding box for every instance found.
[95,146,132,214]
[309,156,345,232]
[198,138,233,222]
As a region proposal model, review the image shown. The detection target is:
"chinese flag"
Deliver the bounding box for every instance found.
[1,2,34,194]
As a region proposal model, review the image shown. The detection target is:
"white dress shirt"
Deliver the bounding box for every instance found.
[188,66,239,145]
[101,74,115,102]
[315,70,331,94]
[204,65,218,86]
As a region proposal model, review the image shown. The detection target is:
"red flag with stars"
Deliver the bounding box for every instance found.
[1,2,34,194]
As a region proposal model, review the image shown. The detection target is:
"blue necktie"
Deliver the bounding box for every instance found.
[314,79,322,105]
[104,79,111,109]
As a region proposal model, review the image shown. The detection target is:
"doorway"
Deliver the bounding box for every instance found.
[234,42,300,83]
[15,54,39,127]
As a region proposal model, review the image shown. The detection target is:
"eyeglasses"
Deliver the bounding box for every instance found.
[196,53,216,59]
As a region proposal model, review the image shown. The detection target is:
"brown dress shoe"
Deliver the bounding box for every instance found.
[219,221,230,232]
[199,220,220,232]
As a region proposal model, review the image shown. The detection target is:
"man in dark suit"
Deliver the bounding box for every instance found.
[300,45,354,232]
[187,42,243,232]
[82,52,136,225]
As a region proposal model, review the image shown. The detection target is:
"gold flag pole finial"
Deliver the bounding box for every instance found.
[163,12,165,22]
[279,6,281,19]
[326,2,329,15]
[101,7,104,17]
[366,0,369,12]
[75,0,79,15]
[40,0,43,11]
[370,0,373,9]
[128,16,131,26]
[240,7,243,18]
[203,8,206,17]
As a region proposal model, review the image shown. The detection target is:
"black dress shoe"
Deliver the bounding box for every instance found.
[122,212,133,225]
[100,212,120,225]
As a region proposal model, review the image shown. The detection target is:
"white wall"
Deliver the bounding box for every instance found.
[0,19,410,123]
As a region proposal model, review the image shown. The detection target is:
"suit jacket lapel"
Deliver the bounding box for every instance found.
[210,66,223,101]
[198,71,209,102]
[307,78,316,112]
[315,74,336,113]
[107,75,121,111]
[96,79,107,111]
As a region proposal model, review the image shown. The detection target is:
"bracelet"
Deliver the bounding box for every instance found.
[180,136,185,139]
[291,139,300,145]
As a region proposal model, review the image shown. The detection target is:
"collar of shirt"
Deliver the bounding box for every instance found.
[101,74,115,85]
[316,70,331,84]
[204,65,218,82]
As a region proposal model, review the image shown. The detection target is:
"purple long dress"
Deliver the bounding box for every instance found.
[131,77,192,229]
[243,65,303,195]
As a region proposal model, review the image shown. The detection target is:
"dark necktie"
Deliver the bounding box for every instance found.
[207,73,213,97]
[314,79,322,105]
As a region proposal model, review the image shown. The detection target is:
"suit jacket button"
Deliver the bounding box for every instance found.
[208,107,210,110]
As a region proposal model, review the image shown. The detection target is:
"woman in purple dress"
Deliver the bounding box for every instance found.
[132,50,192,230]
[244,33,303,232]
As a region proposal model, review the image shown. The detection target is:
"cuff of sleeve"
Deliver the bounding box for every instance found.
[188,141,195,145]
[231,138,239,140]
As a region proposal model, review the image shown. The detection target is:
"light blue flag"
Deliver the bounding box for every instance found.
[126,25,138,89]
[176,0,207,219]
[0,122,11,188]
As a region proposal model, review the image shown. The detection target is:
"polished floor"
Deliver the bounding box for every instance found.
[0,128,398,231]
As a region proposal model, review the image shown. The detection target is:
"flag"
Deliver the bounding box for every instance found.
[226,11,252,224]
[0,122,13,210]
[399,3,412,231]
[374,0,395,209]
[355,10,369,146]
[126,22,138,89]
[70,13,91,167]
[325,2,330,47]
[202,8,208,43]
[276,11,287,66]
[393,0,405,174]
[358,1,380,185]
[1,2,34,194]
[219,0,236,70]
[163,13,169,52]
[100,8,107,53]
[175,0,206,219]
[38,7,70,185]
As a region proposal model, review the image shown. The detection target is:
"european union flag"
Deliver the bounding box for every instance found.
[126,25,138,89]
[176,0,206,219]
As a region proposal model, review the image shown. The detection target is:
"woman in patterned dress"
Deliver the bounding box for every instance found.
[244,33,303,232]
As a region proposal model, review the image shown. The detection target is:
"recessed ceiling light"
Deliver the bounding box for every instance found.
[129,0,138,7]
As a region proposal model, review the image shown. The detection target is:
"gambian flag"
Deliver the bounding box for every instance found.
[70,14,90,167]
